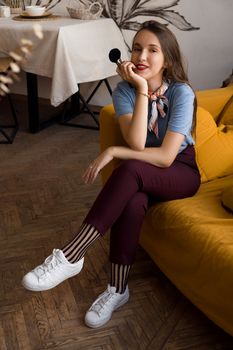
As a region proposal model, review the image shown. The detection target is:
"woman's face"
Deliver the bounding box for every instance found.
[131,29,166,85]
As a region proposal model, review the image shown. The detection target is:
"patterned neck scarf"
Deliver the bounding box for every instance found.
[148,81,169,137]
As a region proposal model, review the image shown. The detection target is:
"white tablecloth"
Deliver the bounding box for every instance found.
[0,15,129,106]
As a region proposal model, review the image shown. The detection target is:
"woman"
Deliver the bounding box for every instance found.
[22,20,200,328]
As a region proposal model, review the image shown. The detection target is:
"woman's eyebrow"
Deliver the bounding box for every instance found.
[148,44,161,49]
[133,42,161,49]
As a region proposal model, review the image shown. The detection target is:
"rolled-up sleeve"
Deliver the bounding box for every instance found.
[112,82,135,117]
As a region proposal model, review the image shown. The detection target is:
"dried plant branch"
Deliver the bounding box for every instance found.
[0,24,44,97]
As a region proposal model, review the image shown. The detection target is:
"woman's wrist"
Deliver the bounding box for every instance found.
[135,83,148,97]
[136,91,150,98]
[107,146,115,157]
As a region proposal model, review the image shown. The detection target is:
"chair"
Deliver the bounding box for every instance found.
[0,57,19,144]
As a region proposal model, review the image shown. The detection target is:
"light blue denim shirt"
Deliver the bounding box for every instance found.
[112,81,195,153]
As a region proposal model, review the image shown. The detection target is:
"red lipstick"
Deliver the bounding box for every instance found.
[136,64,148,71]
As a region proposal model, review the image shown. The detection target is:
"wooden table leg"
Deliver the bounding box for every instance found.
[26,72,40,133]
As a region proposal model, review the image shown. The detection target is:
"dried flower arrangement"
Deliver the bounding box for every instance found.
[0,24,43,97]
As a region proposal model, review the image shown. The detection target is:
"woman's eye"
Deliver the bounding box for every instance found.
[132,47,141,52]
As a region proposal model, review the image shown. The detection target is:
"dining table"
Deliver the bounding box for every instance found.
[0,12,129,132]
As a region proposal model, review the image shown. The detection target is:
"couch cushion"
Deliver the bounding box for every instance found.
[217,97,233,125]
[221,186,233,213]
[196,85,233,121]
[216,84,233,125]
[140,174,233,335]
[195,107,233,183]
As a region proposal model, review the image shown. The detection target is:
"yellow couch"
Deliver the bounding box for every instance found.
[99,84,233,335]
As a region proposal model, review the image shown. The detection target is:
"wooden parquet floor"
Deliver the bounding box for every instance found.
[0,95,233,350]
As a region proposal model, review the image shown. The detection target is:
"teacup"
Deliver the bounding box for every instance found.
[25,5,45,16]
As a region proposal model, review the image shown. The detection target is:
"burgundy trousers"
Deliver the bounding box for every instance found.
[84,146,200,265]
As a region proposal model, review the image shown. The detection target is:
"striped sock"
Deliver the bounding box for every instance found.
[62,223,100,263]
[110,263,131,294]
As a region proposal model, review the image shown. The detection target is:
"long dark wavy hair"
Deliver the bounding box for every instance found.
[133,20,197,133]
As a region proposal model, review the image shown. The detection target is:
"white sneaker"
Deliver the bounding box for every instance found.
[85,284,129,328]
[22,249,84,292]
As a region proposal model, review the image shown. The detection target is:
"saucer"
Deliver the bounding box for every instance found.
[20,11,52,19]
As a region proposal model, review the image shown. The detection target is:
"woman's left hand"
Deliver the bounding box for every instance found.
[82,147,114,184]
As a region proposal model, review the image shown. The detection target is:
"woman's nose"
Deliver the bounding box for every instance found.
[138,49,147,61]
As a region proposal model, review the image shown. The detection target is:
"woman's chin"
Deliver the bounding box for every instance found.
[135,70,148,78]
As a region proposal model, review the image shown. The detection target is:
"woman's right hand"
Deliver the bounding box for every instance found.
[116,61,147,92]
[82,147,114,184]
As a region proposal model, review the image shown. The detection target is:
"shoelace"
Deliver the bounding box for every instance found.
[90,287,117,316]
[36,251,61,277]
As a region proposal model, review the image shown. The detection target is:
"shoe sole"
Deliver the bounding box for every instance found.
[85,294,129,329]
